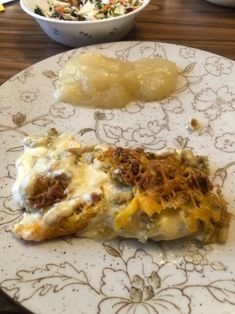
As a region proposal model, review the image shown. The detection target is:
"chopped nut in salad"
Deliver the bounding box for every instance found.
[34,0,143,21]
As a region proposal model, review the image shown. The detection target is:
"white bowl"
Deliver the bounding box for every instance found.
[205,0,235,6]
[20,0,150,47]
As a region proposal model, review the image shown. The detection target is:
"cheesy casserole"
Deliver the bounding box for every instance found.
[12,129,230,243]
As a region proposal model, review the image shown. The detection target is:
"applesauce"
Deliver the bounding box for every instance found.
[55,52,178,108]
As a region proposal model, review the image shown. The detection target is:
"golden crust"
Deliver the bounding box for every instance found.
[13,201,104,241]
[99,147,230,243]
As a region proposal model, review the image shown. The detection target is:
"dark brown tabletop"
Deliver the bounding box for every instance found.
[0,0,235,312]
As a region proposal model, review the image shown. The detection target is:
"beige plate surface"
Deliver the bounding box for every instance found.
[0,41,235,314]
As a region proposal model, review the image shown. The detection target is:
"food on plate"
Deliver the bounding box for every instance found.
[187,117,201,132]
[55,52,178,108]
[34,0,143,21]
[12,129,230,243]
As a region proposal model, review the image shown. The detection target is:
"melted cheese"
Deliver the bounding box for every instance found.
[12,130,230,244]
[10,132,195,240]
[12,132,111,226]
[68,159,108,202]
[43,199,81,225]
[115,196,139,229]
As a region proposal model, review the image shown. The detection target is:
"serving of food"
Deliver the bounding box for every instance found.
[12,129,230,243]
[1,42,235,314]
[55,52,178,108]
[35,0,143,21]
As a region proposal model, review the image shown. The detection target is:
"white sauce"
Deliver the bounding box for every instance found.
[68,159,108,203]
[43,199,81,225]
[12,131,192,242]
[12,132,111,226]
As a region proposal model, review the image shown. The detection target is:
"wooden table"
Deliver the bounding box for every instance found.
[0,0,235,312]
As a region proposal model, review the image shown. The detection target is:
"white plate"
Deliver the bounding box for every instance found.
[0,41,235,314]
[0,0,16,4]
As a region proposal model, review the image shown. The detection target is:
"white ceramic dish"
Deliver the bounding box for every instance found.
[0,41,235,314]
[20,0,150,47]
[0,0,16,4]
[205,0,235,6]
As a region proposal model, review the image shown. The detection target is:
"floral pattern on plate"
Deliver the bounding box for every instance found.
[0,41,235,314]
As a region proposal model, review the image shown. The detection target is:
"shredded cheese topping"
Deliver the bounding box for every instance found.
[12,129,230,243]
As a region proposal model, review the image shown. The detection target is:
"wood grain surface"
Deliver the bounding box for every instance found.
[0,0,235,312]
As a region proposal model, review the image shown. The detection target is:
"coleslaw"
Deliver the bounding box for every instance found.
[34,0,143,21]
